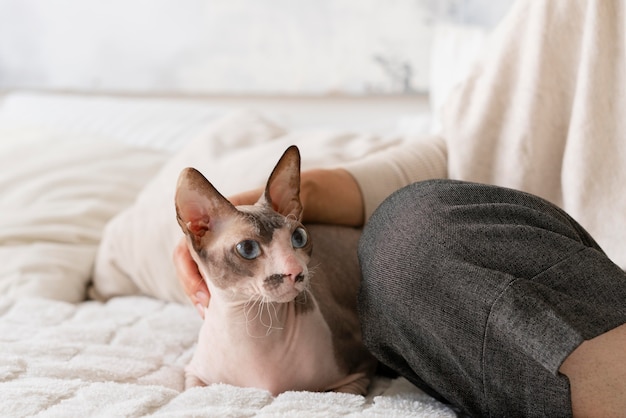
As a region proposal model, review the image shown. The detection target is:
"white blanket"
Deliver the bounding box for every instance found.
[0,296,455,417]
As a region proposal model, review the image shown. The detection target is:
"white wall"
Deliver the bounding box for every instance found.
[0,0,513,95]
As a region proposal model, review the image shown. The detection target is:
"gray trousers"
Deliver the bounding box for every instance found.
[357,180,626,417]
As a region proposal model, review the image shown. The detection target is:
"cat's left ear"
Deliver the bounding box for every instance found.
[261,145,303,220]
[175,167,238,249]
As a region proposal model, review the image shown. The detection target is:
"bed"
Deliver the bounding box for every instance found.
[0,91,458,417]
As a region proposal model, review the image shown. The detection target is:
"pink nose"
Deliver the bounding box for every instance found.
[281,255,304,282]
[283,270,304,284]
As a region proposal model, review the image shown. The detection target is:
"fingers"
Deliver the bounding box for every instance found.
[173,237,210,318]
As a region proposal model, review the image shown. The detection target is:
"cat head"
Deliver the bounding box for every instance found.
[175,145,313,303]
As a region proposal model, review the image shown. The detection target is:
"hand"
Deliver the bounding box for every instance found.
[173,237,210,318]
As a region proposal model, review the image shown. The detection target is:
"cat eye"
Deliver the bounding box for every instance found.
[236,240,261,260]
[291,227,308,249]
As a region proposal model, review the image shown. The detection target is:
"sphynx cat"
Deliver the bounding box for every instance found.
[175,145,376,396]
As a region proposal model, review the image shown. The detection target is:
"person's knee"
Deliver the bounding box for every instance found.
[357,180,450,317]
[357,178,491,346]
[358,179,453,272]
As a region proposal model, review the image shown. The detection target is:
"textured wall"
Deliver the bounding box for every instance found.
[0,0,512,95]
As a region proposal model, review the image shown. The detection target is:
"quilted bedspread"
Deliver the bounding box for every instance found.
[0,296,454,417]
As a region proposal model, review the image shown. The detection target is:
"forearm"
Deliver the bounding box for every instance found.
[300,168,365,227]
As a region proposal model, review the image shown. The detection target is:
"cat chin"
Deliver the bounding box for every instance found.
[266,289,303,304]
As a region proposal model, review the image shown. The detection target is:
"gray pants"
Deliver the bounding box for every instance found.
[358,180,626,417]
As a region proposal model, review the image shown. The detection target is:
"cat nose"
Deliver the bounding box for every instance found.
[282,271,304,284]
[284,271,304,284]
[283,270,304,284]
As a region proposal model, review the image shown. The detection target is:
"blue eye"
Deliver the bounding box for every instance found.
[236,240,261,260]
[291,227,308,249]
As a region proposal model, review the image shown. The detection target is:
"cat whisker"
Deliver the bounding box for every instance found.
[242,294,263,324]
[245,295,259,316]
[243,296,266,338]
[260,298,274,335]
[258,297,269,326]
[308,262,320,278]
[261,297,284,336]
[242,295,285,338]
[301,266,317,293]
[269,301,284,333]
[297,289,311,305]
[260,297,272,327]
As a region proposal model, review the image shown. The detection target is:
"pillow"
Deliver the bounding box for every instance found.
[0,128,168,302]
[92,110,408,303]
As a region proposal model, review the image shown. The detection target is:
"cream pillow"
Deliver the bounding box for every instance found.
[92,110,406,303]
[0,129,168,302]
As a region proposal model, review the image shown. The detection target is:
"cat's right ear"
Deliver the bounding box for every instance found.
[261,145,303,220]
[175,167,237,247]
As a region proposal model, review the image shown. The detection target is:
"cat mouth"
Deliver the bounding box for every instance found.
[272,289,302,303]
[268,284,307,303]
